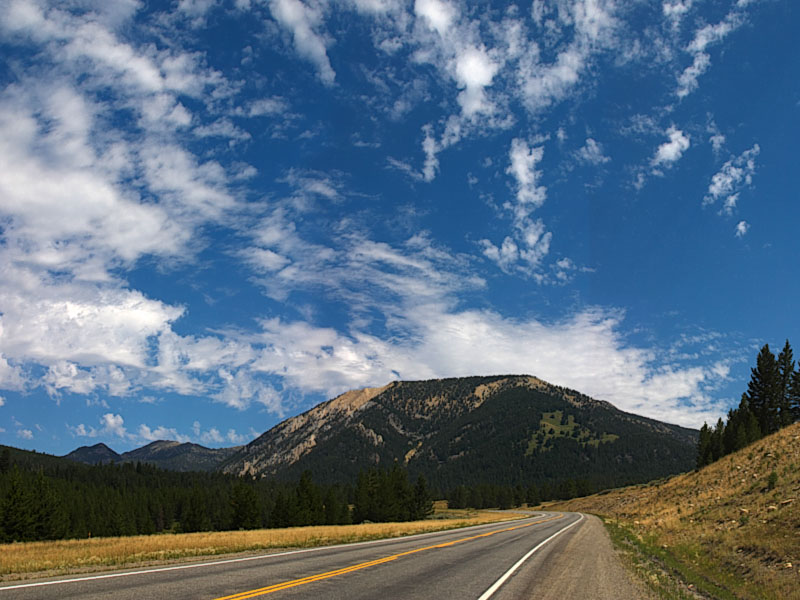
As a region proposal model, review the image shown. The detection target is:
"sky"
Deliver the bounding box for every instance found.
[1,0,798,455]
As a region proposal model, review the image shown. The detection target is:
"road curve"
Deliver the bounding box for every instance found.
[0,512,643,600]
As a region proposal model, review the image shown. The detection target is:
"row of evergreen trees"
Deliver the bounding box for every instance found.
[0,450,432,543]
[697,341,800,468]
[447,477,596,510]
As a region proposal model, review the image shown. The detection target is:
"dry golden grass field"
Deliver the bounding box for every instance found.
[551,422,800,599]
[0,508,521,580]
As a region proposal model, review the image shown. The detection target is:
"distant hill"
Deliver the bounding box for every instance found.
[64,440,240,472]
[220,375,699,491]
[65,442,121,465]
[553,422,800,599]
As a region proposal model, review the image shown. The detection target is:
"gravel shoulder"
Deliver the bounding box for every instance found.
[526,514,655,600]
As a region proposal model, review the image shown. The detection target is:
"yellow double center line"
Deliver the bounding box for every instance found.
[214,513,565,600]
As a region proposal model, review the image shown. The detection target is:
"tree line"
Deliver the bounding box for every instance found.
[0,449,432,543]
[447,477,596,510]
[697,341,800,468]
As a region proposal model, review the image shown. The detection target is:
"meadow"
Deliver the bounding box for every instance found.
[0,507,520,580]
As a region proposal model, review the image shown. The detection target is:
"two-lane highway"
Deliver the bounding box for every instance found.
[0,512,627,599]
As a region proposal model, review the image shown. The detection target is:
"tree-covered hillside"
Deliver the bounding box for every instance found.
[0,446,431,543]
[224,375,698,495]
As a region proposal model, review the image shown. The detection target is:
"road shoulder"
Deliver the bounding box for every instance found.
[526,513,655,600]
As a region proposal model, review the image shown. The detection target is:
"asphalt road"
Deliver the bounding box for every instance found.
[0,512,642,600]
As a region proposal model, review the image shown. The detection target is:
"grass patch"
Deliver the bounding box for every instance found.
[527,410,618,454]
[602,517,737,600]
[0,510,522,580]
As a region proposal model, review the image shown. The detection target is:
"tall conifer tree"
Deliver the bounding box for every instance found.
[746,344,780,435]
[777,340,795,427]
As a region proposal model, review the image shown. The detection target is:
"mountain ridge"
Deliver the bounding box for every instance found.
[64,440,240,472]
[220,374,698,491]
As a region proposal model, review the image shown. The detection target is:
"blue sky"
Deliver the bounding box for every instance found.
[1,0,798,454]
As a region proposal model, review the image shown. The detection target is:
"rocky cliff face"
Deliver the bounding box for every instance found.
[221,375,699,490]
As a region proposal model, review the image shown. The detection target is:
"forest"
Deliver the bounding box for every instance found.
[0,450,432,543]
[697,341,800,467]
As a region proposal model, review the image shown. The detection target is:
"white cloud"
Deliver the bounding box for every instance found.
[709,133,726,155]
[677,11,744,98]
[194,421,226,444]
[414,0,457,37]
[248,97,289,116]
[17,428,34,440]
[101,413,128,438]
[421,124,439,182]
[454,47,500,117]
[506,138,547,212]
[270,0,336,85]
[0,396,4,407]
[652,126,690,168]
[735,220,749,237]
[703,144,759,210]
[577,137,610,165]
[245,305,728,428]
[70,412,129,439]
[138,423,191,443]
[481,139,553,275]
[663,0,692,25]
[227,428,249,444]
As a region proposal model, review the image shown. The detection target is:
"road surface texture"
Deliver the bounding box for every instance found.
[0,512,650,599]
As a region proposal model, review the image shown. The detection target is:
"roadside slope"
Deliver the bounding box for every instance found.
[551,422,800,599]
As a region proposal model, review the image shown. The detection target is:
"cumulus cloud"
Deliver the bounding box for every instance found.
[17,429,34,440]
[71,412,130,439]
[652,126,690,168]
[269,0,336,85]
[735,220,749,237]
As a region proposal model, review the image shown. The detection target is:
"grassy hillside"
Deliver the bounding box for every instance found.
[551,422,800,599]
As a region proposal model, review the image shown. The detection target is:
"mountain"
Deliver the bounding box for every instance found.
[121,441,241,472]
[65,442,121,465]
[221,375,699,491]
[552,422,800,599]
[64,440,240,472]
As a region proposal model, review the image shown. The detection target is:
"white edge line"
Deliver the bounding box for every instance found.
[477,513,585,600]
[0,512,550,592]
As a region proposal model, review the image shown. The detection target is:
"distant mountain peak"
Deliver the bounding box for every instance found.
[221,374,698,490]
[64,440,240,472]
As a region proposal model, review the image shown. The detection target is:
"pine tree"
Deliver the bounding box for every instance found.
[746,344,780,435]
[1,465,34,542]
[696,422,712,468]
[711,419,725,462]
[31,470,66,540]
[790,367,800,423]
[230,480,260,530]
[0,448,10,475]
[411,476,433,520]
[777,340,795,427]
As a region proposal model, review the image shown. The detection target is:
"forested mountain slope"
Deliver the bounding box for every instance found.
[221,375,698,492]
